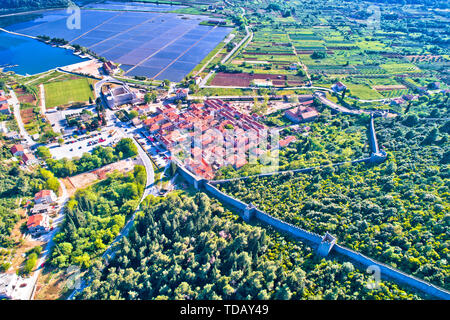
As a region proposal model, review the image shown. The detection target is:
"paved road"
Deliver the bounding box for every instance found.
[316,94,367,115]
[93,76,125,97]
[221,26,251,64]
[39,84,46,115]
[195,33,235,76]
[9,89,35,146]
[66,112,157,300]
[199,8,252,88]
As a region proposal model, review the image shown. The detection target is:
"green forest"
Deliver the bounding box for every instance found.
[218,93,449,290]
[78,193,425,300]
[50,165,146,269]
[215,110,369,180]
[0,145,55,247]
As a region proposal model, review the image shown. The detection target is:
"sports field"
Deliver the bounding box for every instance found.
[44,78,94,108]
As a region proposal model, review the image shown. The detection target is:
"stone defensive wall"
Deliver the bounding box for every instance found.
[203,180,249,211]
[211,114,386,185]
[369,113,380,154]
[172,102,448,299]
[210,157,371,185]
[175,162,450,299]
[333,245,450,300]
[253,208,323,246]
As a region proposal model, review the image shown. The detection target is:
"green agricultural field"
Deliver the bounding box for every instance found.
[345,83,384,100]
[193,87,255,97]
[44,78,94,108]
[380,63,420,74]
[356,40,388,51]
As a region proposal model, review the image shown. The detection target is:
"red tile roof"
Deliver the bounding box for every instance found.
[27,214,43,229]
[35,190,52,200]
[22,153,36,163]
[10,144,24,155]
[279,136,297,148]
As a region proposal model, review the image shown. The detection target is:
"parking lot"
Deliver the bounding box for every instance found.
[135,130,170,168]
[45,105,98,135]
[46,107,170,167]
[49,129,124,160]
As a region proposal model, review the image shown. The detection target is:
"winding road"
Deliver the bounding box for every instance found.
[9,89,35,146]
[65,111,157,300]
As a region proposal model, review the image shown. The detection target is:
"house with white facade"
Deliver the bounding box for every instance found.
[34,190,57,205]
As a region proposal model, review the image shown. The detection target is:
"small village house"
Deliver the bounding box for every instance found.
[10,144,24,157]
[0,102,10,115]
[27,213,50,236]
[332,81,347,92]
[175,88,189,100]
[22,153,38,166]
[34,190,57,205]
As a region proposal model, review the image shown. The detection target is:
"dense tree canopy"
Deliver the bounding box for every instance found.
[218,93,449,290]
[0,145,52,247]
[50,166,146,269]
[78,193,424,300]
[43,138,138,178]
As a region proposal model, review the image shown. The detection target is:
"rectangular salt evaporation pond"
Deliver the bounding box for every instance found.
[127,66,163,79]
[0,32,87,75]
[125,26,232,81]
[156,61,199,82]
[5,9,232,81]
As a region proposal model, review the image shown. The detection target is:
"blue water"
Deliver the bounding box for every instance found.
[0,32,87,76]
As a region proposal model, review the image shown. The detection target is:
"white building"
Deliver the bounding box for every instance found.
[34,190,58,205]
[27,213,50,236]
[175,88,189,100]
[22,153,38,166]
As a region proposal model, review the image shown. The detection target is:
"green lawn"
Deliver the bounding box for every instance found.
[345,83,384,100]
[44,78,94,108]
